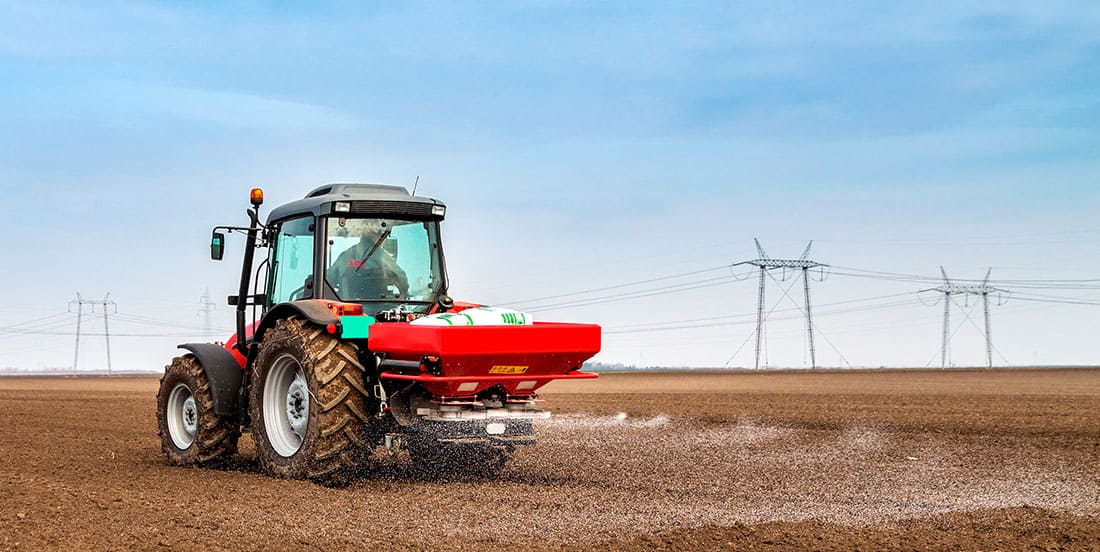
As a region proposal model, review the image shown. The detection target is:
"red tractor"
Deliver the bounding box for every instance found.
[155,184,600,480]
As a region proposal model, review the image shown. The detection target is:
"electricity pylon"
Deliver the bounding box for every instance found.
[68,293,118,375]
[199,287,216,338]
[922,268,1004,369]
[734,239,827,369]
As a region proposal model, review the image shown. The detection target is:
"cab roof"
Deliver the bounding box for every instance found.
[266,183,446,223]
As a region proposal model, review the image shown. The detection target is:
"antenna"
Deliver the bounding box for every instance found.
[411,175,420,196]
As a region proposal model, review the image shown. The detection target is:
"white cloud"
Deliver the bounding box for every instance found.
[91,80,358,131]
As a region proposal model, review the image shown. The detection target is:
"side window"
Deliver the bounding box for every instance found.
[389,222,434,300]
[270,217,314,304]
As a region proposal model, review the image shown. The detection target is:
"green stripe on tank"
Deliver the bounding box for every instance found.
[339,315,376,339]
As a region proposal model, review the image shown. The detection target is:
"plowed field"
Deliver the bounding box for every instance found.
[1,369,1098,550]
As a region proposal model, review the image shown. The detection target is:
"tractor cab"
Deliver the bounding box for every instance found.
[260,184,448,315]
[210,184,450,350]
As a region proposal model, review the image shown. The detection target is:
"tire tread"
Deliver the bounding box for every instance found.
[155,355,240,466]
[249,317,371,481]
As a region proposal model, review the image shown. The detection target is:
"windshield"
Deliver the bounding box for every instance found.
[325,217,444,308]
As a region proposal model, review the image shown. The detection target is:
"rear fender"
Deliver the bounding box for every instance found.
[178,343,243,418]
[253,300,340,345]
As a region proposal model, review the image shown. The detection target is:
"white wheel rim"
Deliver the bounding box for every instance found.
[167,383,197,449]
[264,354,310,457]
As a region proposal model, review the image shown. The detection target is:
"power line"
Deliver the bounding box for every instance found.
[0,312,75,341]
[504,265,736,308]
[519,274,741,313]
[604,292,918,332]
[604,297,924,336]
[112,313,209,332]
[817,228,1100,243]
[605,286,1095,366]
[0,312,72,329]
[830,265,1100,289]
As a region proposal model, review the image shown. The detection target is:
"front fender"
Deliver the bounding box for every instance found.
[178,343,243,417]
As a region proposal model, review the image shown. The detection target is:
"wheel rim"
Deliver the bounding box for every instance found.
[167,383,197,449]
[264,353,310,457]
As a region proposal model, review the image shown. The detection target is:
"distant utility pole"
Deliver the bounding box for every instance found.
[199,287,216,338]
[922,268,1004,369]
[68,293,118,375]
[734,239,828,370]
[69,293,84,375]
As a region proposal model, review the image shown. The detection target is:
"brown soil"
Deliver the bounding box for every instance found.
[1,369,1097,550]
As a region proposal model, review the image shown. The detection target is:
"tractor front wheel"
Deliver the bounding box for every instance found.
[156,355,239,465]
[249,318,372,481]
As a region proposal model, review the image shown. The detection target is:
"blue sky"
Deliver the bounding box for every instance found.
[1,1,1098,371]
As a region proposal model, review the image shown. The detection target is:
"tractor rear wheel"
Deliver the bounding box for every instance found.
[249,318,372,481]
[156,355,239,465]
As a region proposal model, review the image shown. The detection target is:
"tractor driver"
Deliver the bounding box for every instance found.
[328,219,409,301]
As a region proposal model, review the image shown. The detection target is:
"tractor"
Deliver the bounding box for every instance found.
[155,184,600,481]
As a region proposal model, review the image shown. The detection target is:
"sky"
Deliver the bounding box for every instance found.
[1,1,1098,372]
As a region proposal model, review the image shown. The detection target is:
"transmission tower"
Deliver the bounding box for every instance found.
[922,268,1005,369]
[68,293,118,375]
[69,293,83,375]
[199,287,216,338]
[734,239,827,369]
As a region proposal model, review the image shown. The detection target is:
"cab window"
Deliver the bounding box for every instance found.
[269,217,315,304]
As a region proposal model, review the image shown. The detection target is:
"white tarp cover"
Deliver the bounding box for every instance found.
[410,306,533,326]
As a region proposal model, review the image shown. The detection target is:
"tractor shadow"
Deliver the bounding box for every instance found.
[202,439,576,488]
[343,450,579,488]
[207,446,511,487]
[209,450,264,476]
[344,448,507,486]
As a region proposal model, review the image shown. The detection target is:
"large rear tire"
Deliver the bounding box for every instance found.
[249,318,372,481]
[156,355,240,465]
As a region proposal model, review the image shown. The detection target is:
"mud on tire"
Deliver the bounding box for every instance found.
[156,355,240,465]
[249,317,372,481]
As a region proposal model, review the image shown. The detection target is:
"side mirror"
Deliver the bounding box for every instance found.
[211,231,225,261]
